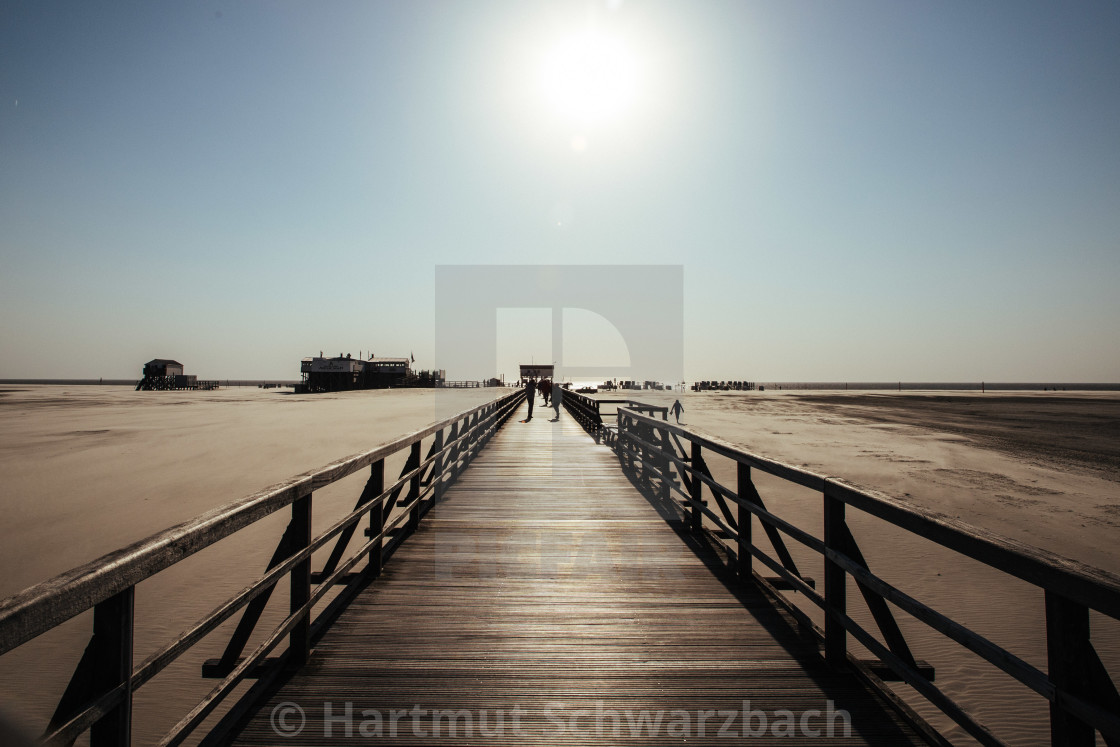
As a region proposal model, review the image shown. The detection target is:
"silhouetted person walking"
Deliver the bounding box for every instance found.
[523,377,536,421]
[670,399,684,424]
[550,383,562,421]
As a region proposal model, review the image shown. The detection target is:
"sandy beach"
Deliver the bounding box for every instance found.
[595,390,1120,744]
[0,386,1117,745]
[0,384,503,743]
[599,390,1120,572]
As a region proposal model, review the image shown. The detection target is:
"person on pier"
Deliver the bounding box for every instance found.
[523,377,536,422]
[550,382,562,421]
[539,378,552,405]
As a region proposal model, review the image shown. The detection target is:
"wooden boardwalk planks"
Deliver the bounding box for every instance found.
[225,405,928,745]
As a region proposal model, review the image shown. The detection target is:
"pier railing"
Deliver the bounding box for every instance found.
[0,389,524,747]
[615,405,1120,747]
[562,390,667,441]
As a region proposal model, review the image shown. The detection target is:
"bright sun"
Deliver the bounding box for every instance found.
[539,29,639,127]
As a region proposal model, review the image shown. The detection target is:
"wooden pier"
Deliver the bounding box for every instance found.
[222,403,924,745]
[1,391,1118,746]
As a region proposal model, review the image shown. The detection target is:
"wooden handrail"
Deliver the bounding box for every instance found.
[616,407,1120,613]
[562,390,604,437]
[614,405,1120,747]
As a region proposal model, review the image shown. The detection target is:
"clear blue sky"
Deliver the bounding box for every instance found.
[2,1,1118,381]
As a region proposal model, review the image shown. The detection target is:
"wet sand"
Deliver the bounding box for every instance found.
[804,393,1120,482]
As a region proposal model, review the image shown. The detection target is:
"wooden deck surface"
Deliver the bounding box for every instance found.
[225,404,928,745]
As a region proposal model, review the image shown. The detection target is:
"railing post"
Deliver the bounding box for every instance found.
[460,415,471,472]
[465,413,477,458]
[289,493,312,667]
[432,429,446,503]
[627,413,636,467]
[1045,590,1094,747]
[629,414,637,467]
[657,425,670,502]
[637,420,649,489]
[736,462,752,584]
[366,459,385,579]
[824,486,847,667]
[478,405,489,446]
[617,412,626,467]
[445,422,460,483]
[689,443,702,534]
[636,418,645,481]
[91,587,134,747]
[408,440,422,532]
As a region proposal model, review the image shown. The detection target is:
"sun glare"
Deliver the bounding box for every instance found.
[539,29,639,126]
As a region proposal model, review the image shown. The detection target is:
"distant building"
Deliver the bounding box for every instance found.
[690,380,756,392]
[137,359,215,390]
[144,359,184,378]
[364,357,411,388]
[519,364,554,382]
[298,354,442,392]
[300,355,367,392]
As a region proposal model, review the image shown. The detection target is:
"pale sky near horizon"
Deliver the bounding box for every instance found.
[2,1,1118,382]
